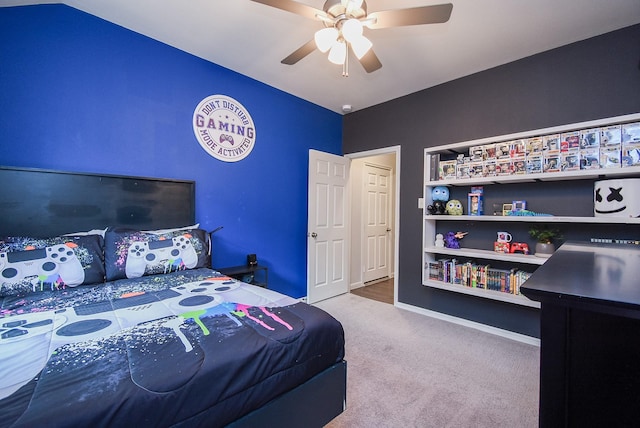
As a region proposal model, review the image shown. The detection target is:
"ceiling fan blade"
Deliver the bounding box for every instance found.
[281,39,317,65]
[367,3,453,29]
[250,0,325,21]
[359,49,382,73]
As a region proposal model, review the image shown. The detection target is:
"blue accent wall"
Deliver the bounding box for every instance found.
[0,4,342,298]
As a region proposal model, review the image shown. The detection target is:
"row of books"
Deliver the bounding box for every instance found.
[433,121,640,180]
[427,259,532,295]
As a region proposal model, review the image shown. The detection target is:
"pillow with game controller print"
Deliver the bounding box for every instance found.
[0,234,105,297]
[104,227,210,281]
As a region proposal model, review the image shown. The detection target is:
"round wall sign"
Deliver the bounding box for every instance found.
[193,95,256,162]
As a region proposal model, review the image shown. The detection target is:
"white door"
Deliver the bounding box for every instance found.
[307,149,350,304]
[363,163,391,283]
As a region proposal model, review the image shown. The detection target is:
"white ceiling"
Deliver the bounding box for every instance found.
[4,0,640,114]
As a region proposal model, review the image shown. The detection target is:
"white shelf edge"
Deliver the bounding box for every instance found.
[424,112,640,154]
[424,246,547,265]
[422,280,541,309]
[428,165,640,187]
[424,215,640,225]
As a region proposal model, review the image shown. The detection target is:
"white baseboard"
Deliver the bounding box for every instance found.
[395,302,540,347]
[349,281,364,290]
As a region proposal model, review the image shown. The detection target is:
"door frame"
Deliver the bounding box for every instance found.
[345,145,400,305]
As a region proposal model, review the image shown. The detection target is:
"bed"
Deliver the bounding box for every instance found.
[0,166,346,428]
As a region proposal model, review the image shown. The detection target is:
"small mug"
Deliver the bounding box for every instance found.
[497,232,512,243]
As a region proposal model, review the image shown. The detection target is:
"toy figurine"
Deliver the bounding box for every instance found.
[594,178,640,218]
[434,233,445,247]
[432,186,450,202]
[445,199,463,216]
[427,186,450,215]
[444,231,468,249]
[427,201,447,215]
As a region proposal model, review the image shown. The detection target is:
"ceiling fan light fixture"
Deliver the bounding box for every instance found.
[341,0,364,13]
[350,35,372,59]
[328,39,347,65]
[341,18,363,42]
[314,27,339,53]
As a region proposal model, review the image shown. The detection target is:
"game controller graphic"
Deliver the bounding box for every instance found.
[0,244,85,291]
[0,278,236,398]
[124,235,198,278]
[219,134,234,145]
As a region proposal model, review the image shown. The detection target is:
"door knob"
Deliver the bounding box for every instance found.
[311,232,318,238]
[386,228,392,232]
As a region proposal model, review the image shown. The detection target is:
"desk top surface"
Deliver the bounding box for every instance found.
[216,264,267,275]
[521,242,640,312]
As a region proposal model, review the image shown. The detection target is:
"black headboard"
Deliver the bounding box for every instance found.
[0,167,196,237]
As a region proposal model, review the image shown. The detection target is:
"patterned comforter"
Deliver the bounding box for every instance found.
[0,268,345,427]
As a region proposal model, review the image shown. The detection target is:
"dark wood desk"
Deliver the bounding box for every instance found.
[521,242,640,427]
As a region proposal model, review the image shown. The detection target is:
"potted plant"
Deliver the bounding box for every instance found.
[529,226,562,258]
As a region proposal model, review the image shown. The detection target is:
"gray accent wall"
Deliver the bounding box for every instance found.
[342,24,640,337]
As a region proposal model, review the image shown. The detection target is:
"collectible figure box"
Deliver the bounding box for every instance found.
[496,159,512,175]
[580,148,600,170]
[580,128,600,149]
[526,137,544,156]
[544,153,560,173]
[469,161,484,178]
[468,191,484,216]
[600,147,621,168]
[439,160,457,179]
[494,242,510,253]
[622,144,640,167]
[561,131,580,152]
[483,159,497,177]
[543,134,561,154]
[456,155,470,179]
[622,122,640,167]
[469,186,484,215]
[510,140,526,158]
[526,154,543,174]
[469,145,484,162]
[561,150,580,171]
[496,142,511,159]
[456,163,470,179]
[601,125,622,147]
[483,144,497,160]
[622,122,640,145]
[512,156,526,174]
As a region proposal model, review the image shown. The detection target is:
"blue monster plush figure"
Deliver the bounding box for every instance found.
[427,186,450,215]
[431,186,450,202]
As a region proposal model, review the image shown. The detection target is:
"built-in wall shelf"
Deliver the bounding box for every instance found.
[425,246,547,265]
[422,112,640,309]
[425,215,640,225]
[432,165,640,187]
[425,279,541,308]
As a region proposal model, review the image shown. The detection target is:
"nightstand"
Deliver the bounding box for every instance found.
[216,264,268,288]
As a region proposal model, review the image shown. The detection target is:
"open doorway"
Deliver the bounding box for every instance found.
[346,146,400,305]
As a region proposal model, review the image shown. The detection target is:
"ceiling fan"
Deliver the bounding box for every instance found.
[250,0,453,76]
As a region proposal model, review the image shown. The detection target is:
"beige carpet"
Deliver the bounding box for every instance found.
[314,293,539,428]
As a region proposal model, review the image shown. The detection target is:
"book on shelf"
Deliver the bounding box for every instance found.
[427,258,532,296]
